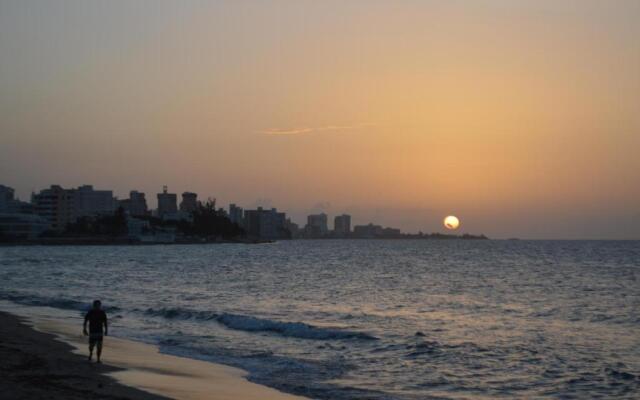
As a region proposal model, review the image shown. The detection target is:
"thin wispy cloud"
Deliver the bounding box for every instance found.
[260,123,373,136]
[261,127,315,135]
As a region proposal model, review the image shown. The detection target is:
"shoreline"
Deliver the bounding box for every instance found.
[0,310,167,400]
[0,305,308,400]
[0,238,272,246]
[0,236,490,246]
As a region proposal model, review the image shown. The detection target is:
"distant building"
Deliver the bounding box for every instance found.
[382,227,401,237]
[32,185,116,231]
[0,185,33,214]
[157,186,177,217]
[285,218,300,238]
[229,204,243,226]
[353,223,384,238]
[119,190,148,216]
[243,207,290,240]
[180,192,198,213]
[73,185,116,218]
[0,213,48,240]
[0,185,14,212]
[0,184,46,239]
[334,214,351,236]
[31,185,75,231]
[305,213,328,237]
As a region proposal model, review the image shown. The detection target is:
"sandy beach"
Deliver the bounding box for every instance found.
[0,308,308,400]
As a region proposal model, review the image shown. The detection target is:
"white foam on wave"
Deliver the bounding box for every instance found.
[143,307,377,341]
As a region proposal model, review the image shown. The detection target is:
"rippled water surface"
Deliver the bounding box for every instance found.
[1,240,639,399]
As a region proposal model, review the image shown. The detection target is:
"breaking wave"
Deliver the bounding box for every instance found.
[0,292,120,312]
[144,307,377,341]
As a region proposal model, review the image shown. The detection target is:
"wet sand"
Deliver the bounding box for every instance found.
[0,308,308,400]
[0,311,167,400]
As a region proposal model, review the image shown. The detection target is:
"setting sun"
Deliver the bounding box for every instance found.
[444,215,460,230]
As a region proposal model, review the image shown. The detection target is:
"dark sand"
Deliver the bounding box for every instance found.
[0,311,167,400]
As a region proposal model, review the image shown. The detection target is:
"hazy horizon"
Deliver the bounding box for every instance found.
[1,0,639,239]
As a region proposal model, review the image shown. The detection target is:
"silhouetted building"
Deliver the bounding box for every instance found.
[0,213,48,240]
[229,203,243,226]
[382,227,401,237]
[157,186,177,217]
[0,185,14,211]
[73,185,116,218]
[353,223,384,238]
[32,185,116,231]
[285,218,300,238]
[0,185,33,214]
[0,184,46,239]
[180,192,198,213]
[243,207,290,240]
[305,213,328,237]
[119,190,148,216]
[334,214,351,236]
[31,185,75,231]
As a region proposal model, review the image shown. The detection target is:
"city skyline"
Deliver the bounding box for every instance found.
[5,181,446,242]
[1,181,411,236]
[1,1,639,239]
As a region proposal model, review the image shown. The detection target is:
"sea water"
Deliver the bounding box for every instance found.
[1,240,638,399]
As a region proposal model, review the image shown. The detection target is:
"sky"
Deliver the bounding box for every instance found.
[1,0,639,239]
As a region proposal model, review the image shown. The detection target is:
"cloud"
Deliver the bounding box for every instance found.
[259,123,372,136]
[260,127,315,135]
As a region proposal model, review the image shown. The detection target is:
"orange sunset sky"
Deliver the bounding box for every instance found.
[1,1,639,238]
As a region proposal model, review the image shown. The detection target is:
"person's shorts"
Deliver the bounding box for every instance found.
[89,333,103,346]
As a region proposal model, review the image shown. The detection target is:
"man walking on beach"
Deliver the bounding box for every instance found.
[83,300,108,363]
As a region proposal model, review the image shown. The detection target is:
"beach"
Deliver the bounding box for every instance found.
[0,311,166,400]
[0,309,307,400]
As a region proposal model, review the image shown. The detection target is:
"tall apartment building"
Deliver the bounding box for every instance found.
[130,190,149,216]
[31,185,116,231]
[73,185,116,218]
[0,185,14,211]
[334,214,351,236]
[119,190,149,216]
[243,207,290,240]
[180,192,198,213]
[305,213,328,237]
[31,185,75,231]
[228,203,244,225]
[157,186,177,217]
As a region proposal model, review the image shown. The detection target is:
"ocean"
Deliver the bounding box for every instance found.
[1,240,638,399]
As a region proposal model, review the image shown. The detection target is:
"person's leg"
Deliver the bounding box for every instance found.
[88,339,95,361]
[96,339,103,363]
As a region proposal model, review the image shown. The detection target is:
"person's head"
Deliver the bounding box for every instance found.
[92,300,102,310]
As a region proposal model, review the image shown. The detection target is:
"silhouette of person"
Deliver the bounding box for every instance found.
[83,300,108,363]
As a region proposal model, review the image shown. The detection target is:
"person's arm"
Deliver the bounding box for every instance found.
[103,313,108,336]
[83,313,89,336]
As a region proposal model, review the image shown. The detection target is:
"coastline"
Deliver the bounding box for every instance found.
[0,305,308,400]
[0,310,167,400]
[0,235,489,247]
